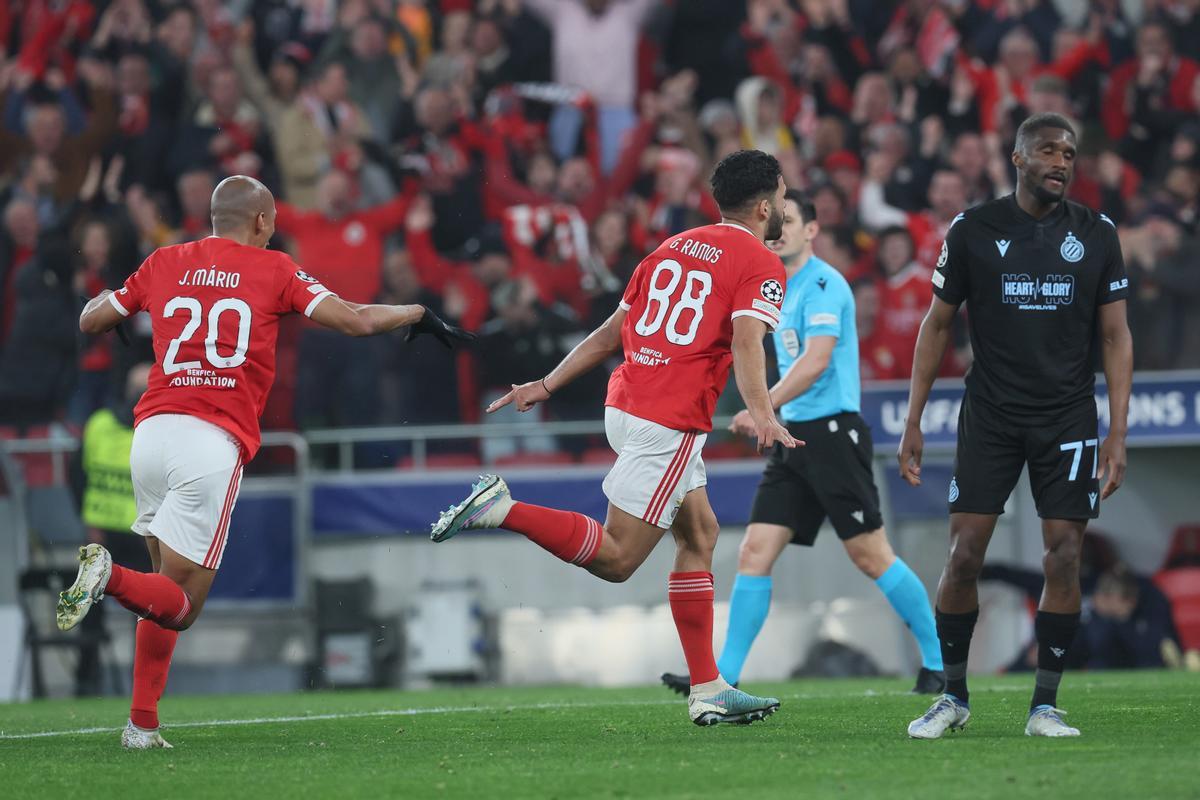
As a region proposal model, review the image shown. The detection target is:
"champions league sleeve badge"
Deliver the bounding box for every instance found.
[1060,232,1084,263]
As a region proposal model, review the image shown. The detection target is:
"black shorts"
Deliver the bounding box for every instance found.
[950,393,1100,520]
[748,412,883,545]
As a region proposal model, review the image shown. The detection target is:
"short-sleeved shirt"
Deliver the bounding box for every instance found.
[932,195,1129,416]
[109,236,337,458]
[774,256,860,422]
[605,222,786,432]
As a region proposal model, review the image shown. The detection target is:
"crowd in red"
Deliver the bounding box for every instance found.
[1,0,1199,439]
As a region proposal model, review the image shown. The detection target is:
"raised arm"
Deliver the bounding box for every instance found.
[1097,299,1132,498]
[486,306,627,414]
[897,296,959,486]
[731,315,799,453]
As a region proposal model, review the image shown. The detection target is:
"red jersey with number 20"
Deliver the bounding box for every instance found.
[606,222,785,432]
[108,237,336,459]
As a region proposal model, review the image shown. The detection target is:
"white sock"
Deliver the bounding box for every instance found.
[690,676,732,696]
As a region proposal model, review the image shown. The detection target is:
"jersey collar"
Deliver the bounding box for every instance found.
[716,221,757,238]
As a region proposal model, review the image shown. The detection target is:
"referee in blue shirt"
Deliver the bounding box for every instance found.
[663,190,945,694]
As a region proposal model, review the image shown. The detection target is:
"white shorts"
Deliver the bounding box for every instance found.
[602,407,707,529]
[130,414,244,570]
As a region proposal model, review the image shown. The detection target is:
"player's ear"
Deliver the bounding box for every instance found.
[1011,149,1023,170]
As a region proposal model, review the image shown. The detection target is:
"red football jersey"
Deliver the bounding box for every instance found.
[876,264,933,380]
[605,223,785,432]
[109,237,336,458]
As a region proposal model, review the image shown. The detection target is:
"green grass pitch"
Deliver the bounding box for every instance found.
[1,671,1196,799]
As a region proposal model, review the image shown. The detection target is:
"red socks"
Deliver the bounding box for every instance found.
[669,572,719,685]
[106,564,192,628]
[501,502,603,566]
[130,619,179,730]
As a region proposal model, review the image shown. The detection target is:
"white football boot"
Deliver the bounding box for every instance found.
[122,720,173,749]
[430,475,514,542]
[1025,706,1080,737]
[907,694,971,739]
[56,544,113,631]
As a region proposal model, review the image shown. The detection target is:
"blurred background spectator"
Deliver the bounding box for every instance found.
[0,0,1197,446]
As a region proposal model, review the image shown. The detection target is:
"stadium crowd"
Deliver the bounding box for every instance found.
[2,0,1200,442]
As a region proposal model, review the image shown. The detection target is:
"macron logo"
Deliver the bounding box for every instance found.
[1050,647,1066,658]
[850,510,865,524]
[1089,492,1098,509]
[995,240,1011,257]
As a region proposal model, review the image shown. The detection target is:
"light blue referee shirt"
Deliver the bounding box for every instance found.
[773,255,860,422]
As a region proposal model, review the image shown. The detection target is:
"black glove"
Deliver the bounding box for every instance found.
[404,305,477,349]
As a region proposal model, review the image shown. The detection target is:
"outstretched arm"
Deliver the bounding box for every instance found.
[310,295,474,347]
[1097,299,1132,498]
[897,296,958,486]
[487,307,626,413]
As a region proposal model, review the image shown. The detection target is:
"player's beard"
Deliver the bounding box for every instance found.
[764,205,785,241]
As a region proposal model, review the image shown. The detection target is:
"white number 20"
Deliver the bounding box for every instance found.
[634,259,713,346]
[162,296,253,374]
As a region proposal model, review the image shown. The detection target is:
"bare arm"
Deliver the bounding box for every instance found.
[79,290,125,334]
[310,296,475,348]
[732,316,799,452]
[487,307,626,413]
[1097,299,1133,498]
[897,296,959,485]
[309,296,425,337]
[767,336,835,409]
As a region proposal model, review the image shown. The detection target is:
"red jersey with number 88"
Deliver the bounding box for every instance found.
[108,237,337,459]
[605,223,786,432]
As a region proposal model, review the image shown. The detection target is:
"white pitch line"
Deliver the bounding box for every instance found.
[1,682,1084,742]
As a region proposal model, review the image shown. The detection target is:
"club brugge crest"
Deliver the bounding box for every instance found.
[1060,232,1084,263]
[948,477,960,503]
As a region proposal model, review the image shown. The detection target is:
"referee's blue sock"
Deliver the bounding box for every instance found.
[716,574,772,685]
[875,559,943,671]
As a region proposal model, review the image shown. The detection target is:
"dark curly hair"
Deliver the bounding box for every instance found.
[1015,112,1076,155]
[710,150,782,215]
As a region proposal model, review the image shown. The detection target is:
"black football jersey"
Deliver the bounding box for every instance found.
[932,194,1129,416]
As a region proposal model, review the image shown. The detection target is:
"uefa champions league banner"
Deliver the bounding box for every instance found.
[861,372,1200,450]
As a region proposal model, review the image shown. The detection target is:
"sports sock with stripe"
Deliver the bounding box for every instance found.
[129,618,179,730]
[669,572,720,686]
[106,565,192,629]
[935,607,978,704]
[875,559,943,671]
[715,574,772,685]
[1030,610,1080,710]
[501,503,604,567]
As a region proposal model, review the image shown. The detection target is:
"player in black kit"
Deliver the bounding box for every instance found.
[899,113,1133,739]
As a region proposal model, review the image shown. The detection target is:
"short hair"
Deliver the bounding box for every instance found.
[709,150,782,215]
[784,189,816,225]
[1015,112,1076,154]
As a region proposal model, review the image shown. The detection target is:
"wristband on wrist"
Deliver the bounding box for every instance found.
[541,377,552,396]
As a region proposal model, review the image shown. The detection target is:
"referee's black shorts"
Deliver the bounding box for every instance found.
[950,393,1100,520]
[748,412,883,545]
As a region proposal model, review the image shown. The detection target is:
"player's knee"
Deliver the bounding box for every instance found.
[599,557,638,583]
[945,540,986,585]
[737,535,773,574]
[1043,536,1082,583]
[845,529,891,578]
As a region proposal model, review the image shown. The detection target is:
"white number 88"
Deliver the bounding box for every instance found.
[633,259,713,346]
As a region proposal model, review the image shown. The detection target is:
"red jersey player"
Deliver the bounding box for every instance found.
[429,151,799,726]
[57,176,472,749]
